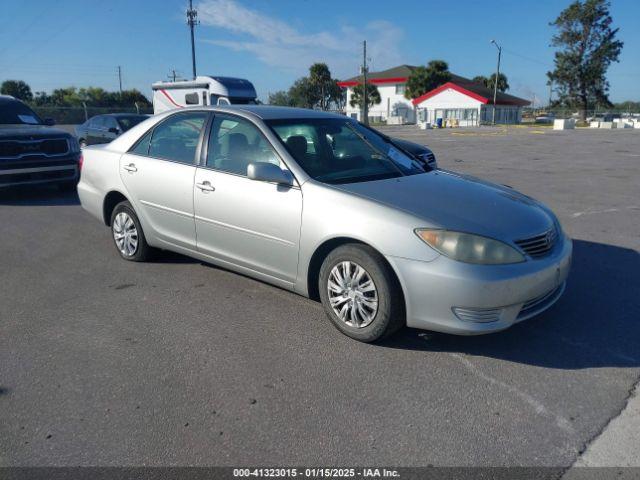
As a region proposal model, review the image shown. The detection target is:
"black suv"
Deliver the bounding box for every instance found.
[0,96,81,190]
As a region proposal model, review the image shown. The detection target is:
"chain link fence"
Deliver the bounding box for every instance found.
[522,108,640,122]
[30,105,154,125]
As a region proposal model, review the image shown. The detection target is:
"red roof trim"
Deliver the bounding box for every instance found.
[337,76,408,88]
[411,82,489,106]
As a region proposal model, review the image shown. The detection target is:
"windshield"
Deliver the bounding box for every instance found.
[0,100,43,125]
[267,118,425,184]
[117,115,146,131]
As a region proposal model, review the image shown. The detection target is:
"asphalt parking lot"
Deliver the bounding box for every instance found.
[1,126,639,468]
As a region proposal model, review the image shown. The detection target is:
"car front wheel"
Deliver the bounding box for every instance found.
[110,201,153,262]
[318,244,405,342]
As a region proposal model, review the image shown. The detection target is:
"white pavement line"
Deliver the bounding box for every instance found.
[448,353,575,434]
[570,206,640,218]
[571,383,640,467]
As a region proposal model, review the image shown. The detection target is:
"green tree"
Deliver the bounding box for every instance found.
[547,0,623,119]
[288,77,317,108]
[404,60,451,100]
[473,73,509,92]
[1,79,33,101]
[349,83,381,110]
[268,90,294,106]
[309,62,334,110]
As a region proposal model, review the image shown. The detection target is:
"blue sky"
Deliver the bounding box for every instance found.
[1,0,638,104]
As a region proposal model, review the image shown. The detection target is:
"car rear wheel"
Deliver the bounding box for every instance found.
[318,243,405,342]
[110,201,153,262]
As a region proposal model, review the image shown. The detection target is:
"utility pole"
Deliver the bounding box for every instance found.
[117,66,122,94]
[186,0,198,79]
[362,40,369,125]
[490,39,501,125]
[548,80,553,107]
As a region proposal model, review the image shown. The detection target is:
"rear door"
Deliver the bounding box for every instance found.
[193,113,302,284]
[119,111,210,250]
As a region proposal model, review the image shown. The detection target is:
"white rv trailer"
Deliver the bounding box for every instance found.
[152,76,257,114]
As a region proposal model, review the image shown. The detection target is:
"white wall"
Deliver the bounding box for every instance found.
[345,83,415,123]
[416,88,523,125]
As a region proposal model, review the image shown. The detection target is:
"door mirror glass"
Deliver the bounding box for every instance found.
[247,162,293,186]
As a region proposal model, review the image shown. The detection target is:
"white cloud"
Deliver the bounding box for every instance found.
[197,0,405,78]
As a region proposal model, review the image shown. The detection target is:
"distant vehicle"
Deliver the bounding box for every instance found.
[587,113,620,123]
[380,137,437,170]
[535,113,555,124]
[0,95,81,190]
[152,76,257,114]
[78,106,571,342]
[75,114,149,147]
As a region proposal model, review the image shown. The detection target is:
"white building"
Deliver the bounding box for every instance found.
[339,65,530,126]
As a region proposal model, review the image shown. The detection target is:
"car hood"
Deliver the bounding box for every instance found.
[0,124,72,139]
[332,170,554,240]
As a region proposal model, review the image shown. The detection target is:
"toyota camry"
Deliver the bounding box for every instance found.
[78,106,571,342]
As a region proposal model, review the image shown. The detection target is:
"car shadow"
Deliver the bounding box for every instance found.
[0,186,80,206]
[379,239,640,370]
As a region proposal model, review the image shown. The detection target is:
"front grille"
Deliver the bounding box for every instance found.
[517,283,565,320]
[0,138,69,158]
[515,228,557,258]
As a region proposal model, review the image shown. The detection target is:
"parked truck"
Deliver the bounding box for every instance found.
[152,76,257,114]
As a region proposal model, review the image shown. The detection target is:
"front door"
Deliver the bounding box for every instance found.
[120,111,209,250]
[193,113,302,284]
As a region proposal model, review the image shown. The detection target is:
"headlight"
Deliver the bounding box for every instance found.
[415,229,525,265]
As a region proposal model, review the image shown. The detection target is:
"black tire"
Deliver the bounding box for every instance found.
[318,243,405,342]
[110,200,153,262]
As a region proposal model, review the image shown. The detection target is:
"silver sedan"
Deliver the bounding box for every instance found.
[78,106,571,342]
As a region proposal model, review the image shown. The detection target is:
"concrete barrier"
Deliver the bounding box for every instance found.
[590,121,600,128]
[553,119,575,130]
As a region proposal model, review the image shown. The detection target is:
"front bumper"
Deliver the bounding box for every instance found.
[387,235,572,335]
[0,158,79,187]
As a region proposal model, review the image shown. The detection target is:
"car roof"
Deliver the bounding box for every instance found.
[207,105,347,121]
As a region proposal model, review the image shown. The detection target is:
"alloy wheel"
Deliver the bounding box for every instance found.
[327,261,378,328]
[112,212,138,257]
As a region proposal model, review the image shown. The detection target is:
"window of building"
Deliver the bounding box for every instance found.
[395,84,406,95]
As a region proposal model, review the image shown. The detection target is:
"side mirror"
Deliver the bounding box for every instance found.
[247,162,293,186]
[108,127,120,134]
[43,118,55,126]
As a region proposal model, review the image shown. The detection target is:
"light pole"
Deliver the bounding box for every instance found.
[490,39,501,125]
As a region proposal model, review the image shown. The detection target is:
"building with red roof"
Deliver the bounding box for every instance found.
[338,64,530,126]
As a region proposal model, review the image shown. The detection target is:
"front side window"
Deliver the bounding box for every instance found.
[207,114,282,176]
[147,112,208,164]
[267,118,424,184]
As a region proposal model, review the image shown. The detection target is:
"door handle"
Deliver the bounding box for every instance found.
[123,163,137,172]
[195,180,215,192]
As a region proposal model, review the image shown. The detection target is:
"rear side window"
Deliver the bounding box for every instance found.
[147,112,208,164]
[130,130,153,156]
